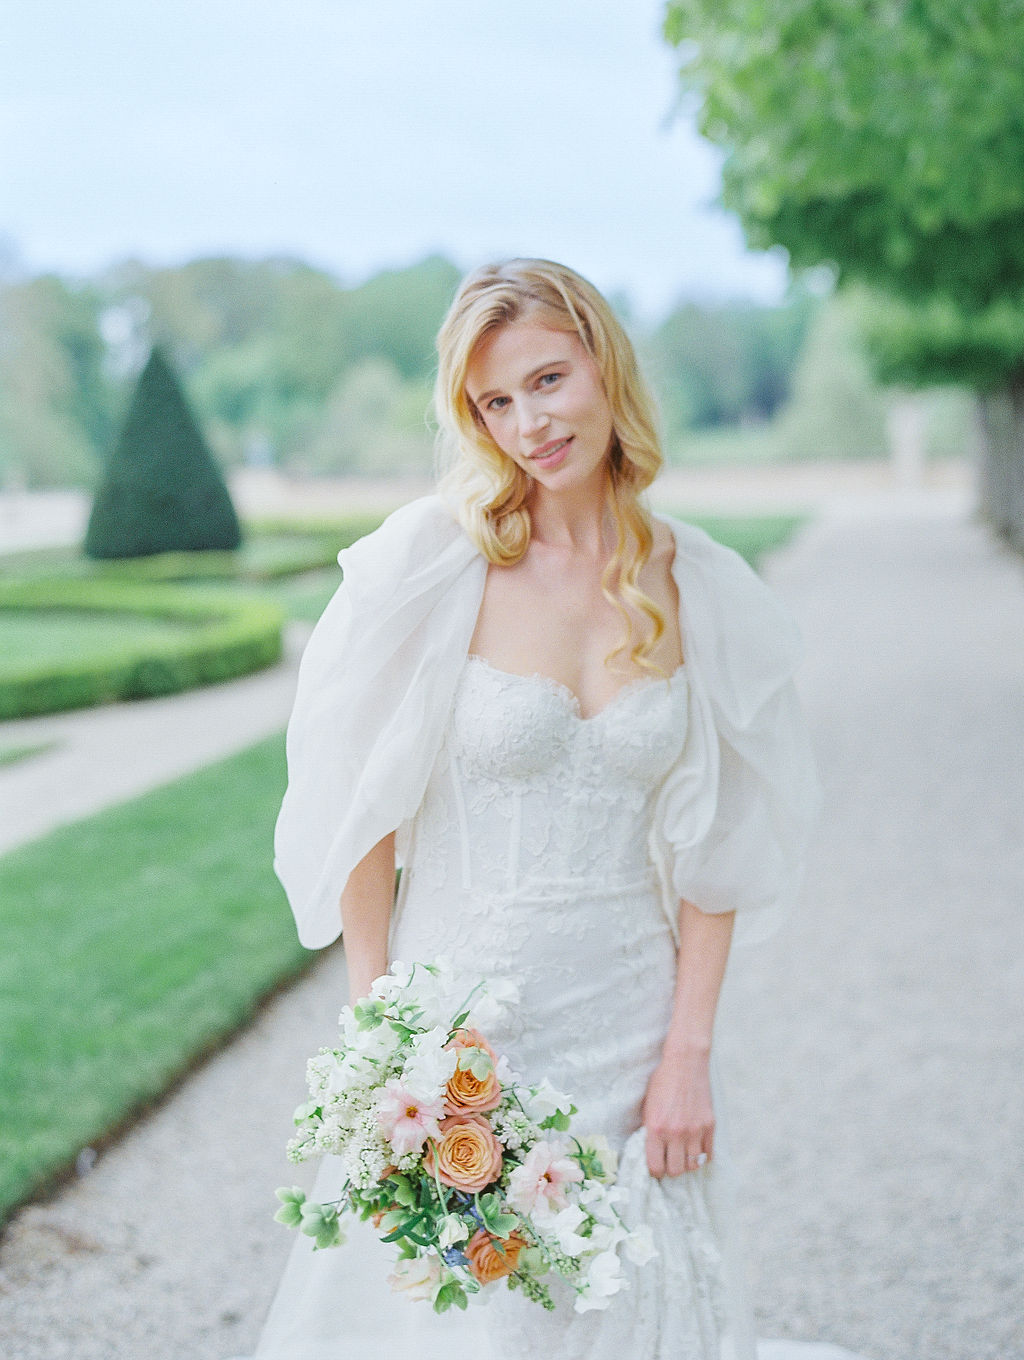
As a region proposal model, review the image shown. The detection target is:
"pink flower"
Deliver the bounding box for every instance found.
[376,1080,446,1157]
[507,1140,584,1216]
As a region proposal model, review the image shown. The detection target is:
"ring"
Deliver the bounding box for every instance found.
[695,1152,708,1167]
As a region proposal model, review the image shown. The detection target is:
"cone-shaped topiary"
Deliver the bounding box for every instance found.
[85,347,242,559]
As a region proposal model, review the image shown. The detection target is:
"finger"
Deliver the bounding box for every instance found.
[646,1132,667,1179]
[666,1138,690,1178]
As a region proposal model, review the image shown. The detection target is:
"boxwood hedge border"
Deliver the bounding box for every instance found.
[0,579,284,720]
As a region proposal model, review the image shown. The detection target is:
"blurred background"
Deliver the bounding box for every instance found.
[1,4,1021,1360]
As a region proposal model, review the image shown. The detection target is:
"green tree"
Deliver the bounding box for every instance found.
[644,293,816,438]
[84,347,241,559]
[663,0,1024,537]
[303,359,434,476]
[775,296,888,461]
[0,276,115,488]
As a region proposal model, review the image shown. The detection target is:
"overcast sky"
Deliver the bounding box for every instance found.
[3,1,790,319]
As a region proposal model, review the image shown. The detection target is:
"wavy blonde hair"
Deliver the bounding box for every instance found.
[434,258,666,674]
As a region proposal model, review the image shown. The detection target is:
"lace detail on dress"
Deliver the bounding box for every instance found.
[410,656,690,897]
[387,653,747,1360]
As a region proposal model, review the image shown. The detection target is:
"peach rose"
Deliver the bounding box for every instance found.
[445,1028,502,1115]
[424,1113,503,1192]
[464,1227,529,1284]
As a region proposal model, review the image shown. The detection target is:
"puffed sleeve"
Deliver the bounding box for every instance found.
[273,495,486,950]
[649,517,821,946]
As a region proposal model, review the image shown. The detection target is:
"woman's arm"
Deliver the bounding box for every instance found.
[641,897,735,1178]
[339,830,397,1003]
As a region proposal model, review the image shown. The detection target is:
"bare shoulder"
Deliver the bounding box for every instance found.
[649,516,675,561]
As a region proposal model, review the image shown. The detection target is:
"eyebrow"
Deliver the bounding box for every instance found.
[471,358,571,406]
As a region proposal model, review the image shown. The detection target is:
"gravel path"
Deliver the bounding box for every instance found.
[1,500,1021,1360]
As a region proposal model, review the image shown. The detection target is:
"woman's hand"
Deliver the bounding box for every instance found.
[641,1045,714,1178]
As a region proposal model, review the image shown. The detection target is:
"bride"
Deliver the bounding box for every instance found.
[255,259,858,1360]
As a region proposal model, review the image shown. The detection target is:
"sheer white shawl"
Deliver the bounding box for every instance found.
[273,494,820,951]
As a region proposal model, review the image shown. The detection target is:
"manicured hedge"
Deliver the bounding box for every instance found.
[0,515,388,585]
[0,579,284,720]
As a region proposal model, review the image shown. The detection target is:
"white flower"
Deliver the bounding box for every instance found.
[525,1078,574,1121]
[402,1026,457,1100]
[339,1010,401,1067]
[386,1253,442,1303]
[542,1203,590,1256]
[574,1250,625,1313]
[623,1225,658,1266]
[586,1220,626,1253]
[577,1133,618,1182]
[372,960,415,1000]
[578,1181,628,1214]
[438,1214,470,1249]
[467,976,519,1030]
[494,1054,521,1087]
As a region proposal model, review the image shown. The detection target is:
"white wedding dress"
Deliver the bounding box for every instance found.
[239,650,870,1360]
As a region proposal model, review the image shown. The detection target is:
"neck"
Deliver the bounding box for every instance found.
[525,465,613,554]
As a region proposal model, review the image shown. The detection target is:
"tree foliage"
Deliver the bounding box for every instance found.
[0,276,117,487]
[644,291,816,436]
[85,347,241,559]
[855,292,1024,390]
[664,0,1024,313]
[1,252,830,485]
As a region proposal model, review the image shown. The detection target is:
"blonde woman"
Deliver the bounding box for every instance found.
[256,260,833,1360]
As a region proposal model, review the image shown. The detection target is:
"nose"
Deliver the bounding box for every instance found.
[517,396,550,441]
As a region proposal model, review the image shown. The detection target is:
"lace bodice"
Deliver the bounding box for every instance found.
[403,655,690,901]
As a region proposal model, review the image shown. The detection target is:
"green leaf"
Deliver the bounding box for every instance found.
[273,1201,303,1228]
[433,1280,467,1315]
[541,1109,571,1132]
[313,1219,344,1250]
[486,1211,519,1239]
[519,1246,546,1274]
[380,1210,428,1244]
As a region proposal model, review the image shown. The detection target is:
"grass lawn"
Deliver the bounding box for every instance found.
[0,740,59,768]
[683,512,806,567]
[0,732,311,1223]
[0,611,194,673]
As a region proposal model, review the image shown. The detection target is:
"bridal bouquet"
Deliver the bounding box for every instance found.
[274,959,656,1315]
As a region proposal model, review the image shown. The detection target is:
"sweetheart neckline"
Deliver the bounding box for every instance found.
[463,653,687,724]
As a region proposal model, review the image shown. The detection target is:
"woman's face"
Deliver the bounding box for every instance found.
[464,317,615,491]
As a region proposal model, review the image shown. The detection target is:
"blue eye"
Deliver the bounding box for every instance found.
[486,395,510,412]
[539,372,561,387]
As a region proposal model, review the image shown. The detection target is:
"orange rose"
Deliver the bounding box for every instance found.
[445,1028,502,1115]
[464,1227,528,1284]
[424,1113,503,1192]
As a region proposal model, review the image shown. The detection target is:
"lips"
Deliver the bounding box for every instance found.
[528,436,572,461]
